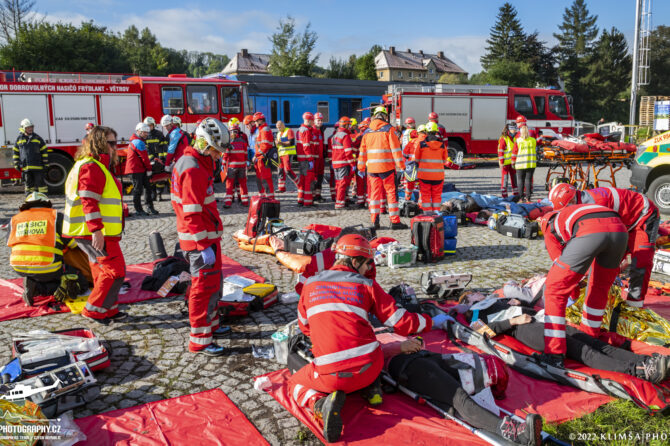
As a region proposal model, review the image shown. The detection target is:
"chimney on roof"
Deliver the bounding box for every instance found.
[419,50,424,56]
[437,51,445,59]
[241,48,248,57]
[389,46,396,55]
[407,49,411,53]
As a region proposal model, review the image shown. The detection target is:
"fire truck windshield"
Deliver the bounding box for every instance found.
[549,95,569,118]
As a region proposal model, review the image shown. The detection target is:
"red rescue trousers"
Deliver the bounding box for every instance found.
[355,172,366,204]
[627,210,660,306]
[288,347,383,412]
[543,220,628,355]
[419,180,443,213]
[185,242,222,352]
[297,161,315,206]
[77,238,125,320]
[334,166,353,209]
[500,164,517,198]
[254,160,274,199]
[368,171,400,224]
[224,167,249,206]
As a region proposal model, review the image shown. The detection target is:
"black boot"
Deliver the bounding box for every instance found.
[634,353,670,384]
[390,221,408,230]
[313,391,346,443]
[147,207,159,215]
[373,216,381,230]
[497,413,542,446]
[359,375,383,405]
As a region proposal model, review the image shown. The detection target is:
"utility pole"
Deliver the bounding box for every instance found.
[630,0,652,134]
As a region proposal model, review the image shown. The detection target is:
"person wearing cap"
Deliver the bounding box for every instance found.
[510,115,536,203]
[125,123,157,216]
[296,112,317,206]
[252,112,275,199]
[497,124,517,199]
[288,233,438,443]
[171,118,230,356]
[358,106,406,230]
[548,183,659,308]
[7,192,92,306]
[13,118,48,194]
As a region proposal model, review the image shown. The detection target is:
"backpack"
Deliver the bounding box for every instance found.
[410,215,445,263]
[244,196,280,238]
[496,214,539,239]
[284,230,333,256]
[400,200,422,218]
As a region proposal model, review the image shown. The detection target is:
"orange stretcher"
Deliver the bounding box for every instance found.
[541,135,636,190]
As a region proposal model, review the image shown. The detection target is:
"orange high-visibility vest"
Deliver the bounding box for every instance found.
[7,208,62,275]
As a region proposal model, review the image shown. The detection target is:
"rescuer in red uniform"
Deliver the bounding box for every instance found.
[296,112,317,207]
[125,123,157,216]
[549,183,659,308]
[539,204,629,367]
[171,118,230,356]
[252,112,275,199]
[288,234,441,442]
[428,111,449,145]
[330,117,355,210]
[222,122,249,207]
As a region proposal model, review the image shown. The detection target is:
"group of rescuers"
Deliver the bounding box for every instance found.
[7,110,666,445]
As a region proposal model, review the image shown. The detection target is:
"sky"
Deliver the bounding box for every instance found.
[40,0,669,75]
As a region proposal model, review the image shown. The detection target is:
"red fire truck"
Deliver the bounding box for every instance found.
[385,84,575,159]
[0,71,250,192]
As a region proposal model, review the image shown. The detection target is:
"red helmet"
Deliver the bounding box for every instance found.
[303,112,314,121]
[362,117,371,125]
[85,122,95,130]
[243,115,254,125]
[428,112,438,122]
[314,112,324,120]
[549,183,577,210]
[405,117,415,125]
[338,116,350,126]
[515,115,527,126]
[334,234,374,259]
[252,112,265,122]
[539,211,559,236]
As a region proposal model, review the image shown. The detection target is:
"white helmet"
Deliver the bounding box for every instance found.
[195,118,230,152]
[143,116,156,126]
[160,115,173,127]
[135,123,150,134]
[172,116,182,126]
[20,118,33,128]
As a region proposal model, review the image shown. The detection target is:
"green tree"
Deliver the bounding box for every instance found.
[524,31,558,86]
[0,0,36,42]
[473,60,536,87]
[268,16,318,77]
[437,72,467,84]
[186,51,230,78]
[585,27,631,123]
[325,54,356,79]
[354,44,381,80]
[642,25,670,97]
[481,2,526,69]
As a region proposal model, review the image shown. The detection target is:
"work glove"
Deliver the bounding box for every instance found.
[431,313,454,329]
[357,169,365,178]
[200,246,216,266]
[164,163,173,173]
[308,161,314,170]
[147,171,153,178]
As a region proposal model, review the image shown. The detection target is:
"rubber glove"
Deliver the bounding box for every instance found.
[308,161,314,169]
[432,313,454,329]
[357,169,365,178]
[200,246,215,266]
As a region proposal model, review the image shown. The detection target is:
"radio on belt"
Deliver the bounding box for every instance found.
[420,271,472,300]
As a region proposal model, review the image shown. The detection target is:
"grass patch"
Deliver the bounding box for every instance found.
[544,399,669,445]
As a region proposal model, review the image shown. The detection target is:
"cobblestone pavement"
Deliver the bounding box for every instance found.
[0,162,634,445]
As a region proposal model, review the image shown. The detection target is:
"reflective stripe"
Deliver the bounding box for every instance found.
[178,230,223,241]
[417,158,445,163]
[544,329,565,338]
[564,205,603,237]
[293,384,304,402]
[417,314,426,332]
[301,389,319,407]
[12,263,62,274]
[79,190,102,200]
[85,212,102,221]
[66,197,120,207]
[306,302,369,321]
[64,215,122,225]
[384,308,406,327]
[298,313,308,325]
[313,340,380,367]
[368,200,380,205]
[191,326,211,334]
[389,210,399,216]
[606,187,620,212]
[544,315,566,324]
[629,195,650,229]
[367,149,389,154]
[189,335,213,345]
[183,204,203,213]
[315,252,325,272]
[171,194,182,203]
[85,302,116,314]
[580,318,601,328]
[417,168,444,173]
[204,195,216,205]
[583,304,605,317]
[626,300,643,308]
[367,159,394,164]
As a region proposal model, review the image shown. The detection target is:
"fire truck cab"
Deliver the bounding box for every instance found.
[0,71,249,193]
[386,84,574,159]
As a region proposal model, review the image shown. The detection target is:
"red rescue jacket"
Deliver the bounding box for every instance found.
[124,134,152,174]
[331,127,355,169]
[580,187,656,230]
[225,136,248,169]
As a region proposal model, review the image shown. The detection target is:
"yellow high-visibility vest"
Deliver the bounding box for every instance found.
[515,137,537,170]
[502,135,513,166]
[63,157,123,237]
[277,128,296,156]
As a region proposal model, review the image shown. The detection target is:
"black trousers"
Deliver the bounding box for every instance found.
[131,172,153,212]
[515,168,534,200]
[23,170,45,193]
[388,352,501,434]
[510,322,646,375]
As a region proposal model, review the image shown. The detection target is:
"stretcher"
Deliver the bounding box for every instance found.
[541,135,636,190]
[444,318,670,414]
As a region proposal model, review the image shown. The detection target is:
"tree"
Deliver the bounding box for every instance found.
[325,55,356,79]
[481,2,526,69]
[642,26,670,97]
[471,60,536,87]
[186,51,230,78]
[437,73,467,84]
[354,44,381,80]
[524,32,558,86]
[268,16,318,77]
[0,0,36,42]
[585,27,631,123]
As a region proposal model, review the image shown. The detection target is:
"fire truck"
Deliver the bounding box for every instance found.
[0,71,250,193]
[385,84,575,159]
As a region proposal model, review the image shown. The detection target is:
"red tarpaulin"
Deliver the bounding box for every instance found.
[0,254,264,322]
[75,389,268,446]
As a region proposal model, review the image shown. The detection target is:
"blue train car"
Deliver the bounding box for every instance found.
[232,74,391,128]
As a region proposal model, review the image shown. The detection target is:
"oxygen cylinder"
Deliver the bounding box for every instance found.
[149,231,168,260]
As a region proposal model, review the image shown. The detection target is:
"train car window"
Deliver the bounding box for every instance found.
[161,87,184,115]
[533,96,546,117]
[283,100,290,124]
[549,95,569,118]
[186,85,217,114]
[317,101,329,122]
[514,95,533,115]
[270,100,278,123]
[221,86,241,114]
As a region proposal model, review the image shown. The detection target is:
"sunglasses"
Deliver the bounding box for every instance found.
[107,140,117,147]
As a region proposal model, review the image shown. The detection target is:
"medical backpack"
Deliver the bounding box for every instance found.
[495,214,539,239]
[400,200,422,218]
[410,215,445,263]
[282,229,333,256]
[244,196,280,238]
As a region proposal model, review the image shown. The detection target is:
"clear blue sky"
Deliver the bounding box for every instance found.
[41,0,669,74]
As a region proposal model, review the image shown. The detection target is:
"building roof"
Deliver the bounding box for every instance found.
[375,48,467,75]
[222,49,270,75]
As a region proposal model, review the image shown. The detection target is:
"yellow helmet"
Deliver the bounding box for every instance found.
[417,124,427,133]
[350,118,358,126]
[25,192,49,203]
[373,106,388,117]
[426,122,439,133]
[229,117,240,126]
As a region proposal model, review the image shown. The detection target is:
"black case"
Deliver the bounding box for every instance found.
[496,214,539,239]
